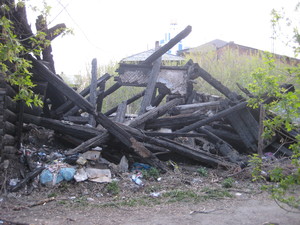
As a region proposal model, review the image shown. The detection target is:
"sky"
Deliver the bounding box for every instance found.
[27,0,300,78]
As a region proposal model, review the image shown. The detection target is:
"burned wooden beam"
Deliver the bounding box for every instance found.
[171,101,220,115]
[126,98,184,128]
[142,25,192,65]
[89,58,97,127]
[104,90,145,116]
[139,42,162,115]
[23,114,103,140]
[197,127,246,166]
[176,101,248,133]
[145,111,207,130]
[189,63,241,101]
[63,82,122,117]
[55,73,111,116]
[120,124,237,169]
[114,101,127,123]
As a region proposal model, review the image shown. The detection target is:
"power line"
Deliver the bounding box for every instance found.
[54,0,108,53]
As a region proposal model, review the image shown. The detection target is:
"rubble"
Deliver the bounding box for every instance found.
[0,2,298,193]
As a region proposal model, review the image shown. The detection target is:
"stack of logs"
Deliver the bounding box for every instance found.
[0,2,297,172]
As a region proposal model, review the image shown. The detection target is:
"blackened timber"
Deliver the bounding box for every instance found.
[63,82,121,117]
[96,74,106,113]
[197,127,245,165]
[3,134,15,146]
[120,124,236,168]
[89,58,97,127]
[145,132,206,138]
[114,101,127,123]
[104,90,145,116]
[89,112,167,172]
[145,112,206,130]
[172,101,220,115]
[139,42,162,115]
[190,63,240,101]
[65,131,110,155]
[55,73,111,116]
[23,114,102,140]
[127,98,184,128]
[142,25,192,65]
[226,112,257,152]
[203,126,243,144]
[151,89,168,107]
[238,108,259,140]
[28,55,94,112]
[63,116,89,124]
[176,101,248,133]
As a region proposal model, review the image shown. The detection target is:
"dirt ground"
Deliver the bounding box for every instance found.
[1,166,299,225]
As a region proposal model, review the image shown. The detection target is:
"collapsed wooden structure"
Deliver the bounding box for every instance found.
[0,2,297,174]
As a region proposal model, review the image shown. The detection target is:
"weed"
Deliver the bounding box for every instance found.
[58,200,67,205]
[222,178,234,188]
[197,167,208,177]
[201,187,233,199]
[142,168,160,180]
[105,181,120,196]
[47,192,57,198]
[162,190,201,203]
[249,154,265,182]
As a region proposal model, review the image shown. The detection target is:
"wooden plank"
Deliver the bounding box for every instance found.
[28,54,94,113]
[104,90,145,116]
[121,124,236,169]
[89,58,97,127]
[142,25,192,65]
[96,75,107,113]
[127,98,184,128]
[197,127,245,165]
[191,63,240,101]
[2,146,18,154]
[55,73,111,116]
[23,114,103,140]
[176,101,248,133]
[145,112,206,130]
[63,116,89,124]
[4,121,16,135]
[114,101,127,123]
[226,113,257,152]
[63,82,121,117]
[3,134,16,146]
[6,96,17,112]
[172,101,220,115]
[4,109,17,123]
[139,42,162,115]
[257,105,266,156]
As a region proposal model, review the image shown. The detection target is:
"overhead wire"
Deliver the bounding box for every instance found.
[54,0,109,53]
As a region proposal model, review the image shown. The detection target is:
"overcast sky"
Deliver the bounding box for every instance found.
[27,0,300,77]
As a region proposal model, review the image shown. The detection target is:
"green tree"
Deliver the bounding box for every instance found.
[0,0,70,107]
[247,3,300,210]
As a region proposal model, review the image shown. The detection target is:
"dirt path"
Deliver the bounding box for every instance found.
[1,192,299,225]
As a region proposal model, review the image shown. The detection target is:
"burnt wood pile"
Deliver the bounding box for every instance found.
[0,3,297,173]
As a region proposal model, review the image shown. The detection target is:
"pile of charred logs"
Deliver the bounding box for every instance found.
[0,2,297,173]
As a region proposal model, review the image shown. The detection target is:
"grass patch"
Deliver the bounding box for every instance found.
[105,181,120,196]
[197,167,208,177]
[222,178,235,188]
[47,192,58,198]
[162,190,201,203]
[201,187,233,199]
[142,168,160,180]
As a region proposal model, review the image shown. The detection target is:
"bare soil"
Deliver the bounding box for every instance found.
[1,166,299,225]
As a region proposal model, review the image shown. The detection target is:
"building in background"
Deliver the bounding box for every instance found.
[178,39,300,65]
